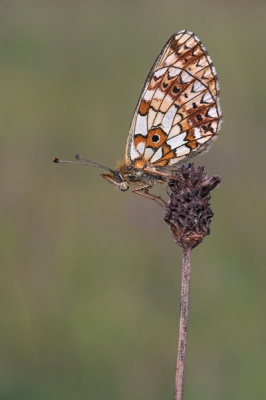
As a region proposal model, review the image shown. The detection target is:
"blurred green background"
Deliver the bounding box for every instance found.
[1,0,266,399]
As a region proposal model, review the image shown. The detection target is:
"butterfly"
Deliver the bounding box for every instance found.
[53,30,222,205]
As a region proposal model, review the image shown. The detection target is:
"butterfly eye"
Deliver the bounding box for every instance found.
[114,171,129,191]
[113,170,124,183]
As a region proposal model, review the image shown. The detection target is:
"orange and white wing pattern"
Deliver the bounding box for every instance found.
[125,30,222,168]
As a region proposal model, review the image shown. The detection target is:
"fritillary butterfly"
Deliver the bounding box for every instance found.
[53,30,222,204]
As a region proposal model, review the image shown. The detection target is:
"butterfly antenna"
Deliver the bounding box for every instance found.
[52,155,114,172]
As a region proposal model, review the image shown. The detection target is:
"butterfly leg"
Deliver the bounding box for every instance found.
[132,186,167,207]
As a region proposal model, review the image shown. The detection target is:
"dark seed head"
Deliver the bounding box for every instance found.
[164,163,221,249]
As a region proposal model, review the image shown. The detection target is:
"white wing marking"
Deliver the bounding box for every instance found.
[202,92,213,103]
[168,123,181,139]
[164,53,178,66]
[161,105,177,133]
[130,143,140,160]
[168,66,181,78]
[153,67,168,79]
[166,132,187,149]
[147,108,156,129]
[153,111,165,127]
[144,147,155,159]
[136,141,145,154]
[181,71,193,83]
[143,89,154,101]
[194,127,201,139]
[207,107,218,118]
[193,80,205,92]
[153,88,165,101]
[135,114,148,136]
[150,147,163,163]
[197,136,210,144]
[175,145,190,157]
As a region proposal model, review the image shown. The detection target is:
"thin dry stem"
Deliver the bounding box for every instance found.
[174,247,191,400]
[165,164,220,399]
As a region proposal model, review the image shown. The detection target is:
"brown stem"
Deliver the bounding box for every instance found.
[174,247,191,400]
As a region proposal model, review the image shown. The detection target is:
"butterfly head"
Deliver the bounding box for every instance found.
[101,170,129,191]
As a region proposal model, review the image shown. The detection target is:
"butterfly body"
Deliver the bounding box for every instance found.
[101,162,167,192]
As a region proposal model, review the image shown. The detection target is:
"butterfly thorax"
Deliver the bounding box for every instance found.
[101,162,167,192]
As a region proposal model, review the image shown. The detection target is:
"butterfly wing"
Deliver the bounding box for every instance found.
[125,30,222,168]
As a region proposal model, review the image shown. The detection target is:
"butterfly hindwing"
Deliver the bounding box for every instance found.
[125,30,222,168]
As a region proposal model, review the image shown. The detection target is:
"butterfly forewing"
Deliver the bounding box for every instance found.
[125,30,222,168]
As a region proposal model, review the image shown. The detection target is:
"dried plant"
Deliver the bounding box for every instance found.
[164,163,221,400]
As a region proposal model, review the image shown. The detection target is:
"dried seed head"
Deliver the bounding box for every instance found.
[164,164,221,249]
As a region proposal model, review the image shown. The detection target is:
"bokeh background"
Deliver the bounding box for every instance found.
[1,1,266,399]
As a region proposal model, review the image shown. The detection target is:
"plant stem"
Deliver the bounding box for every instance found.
[174,247,191,400]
